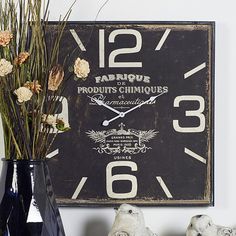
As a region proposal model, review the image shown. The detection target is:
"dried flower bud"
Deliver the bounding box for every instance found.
[14,87,33,103]
[56,118,70,132]
[74,57,90,79]
[0,59,13,77]
[14,52,30,65]
[24,80,42,94]
[48,64,64,91]
[0,30,13,47]
[42,114,57,126]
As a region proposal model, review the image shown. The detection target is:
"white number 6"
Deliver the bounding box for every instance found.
[106,161,138,199]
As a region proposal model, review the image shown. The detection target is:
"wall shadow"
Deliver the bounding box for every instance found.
[83,218,109,236]
[162,232,185,236]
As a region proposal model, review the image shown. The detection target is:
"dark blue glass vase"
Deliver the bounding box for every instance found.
[0,160,65,236]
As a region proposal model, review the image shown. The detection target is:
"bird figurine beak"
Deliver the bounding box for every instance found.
[114,207,118,213]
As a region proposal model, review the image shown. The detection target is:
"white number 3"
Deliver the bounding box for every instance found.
[173,95,206,133]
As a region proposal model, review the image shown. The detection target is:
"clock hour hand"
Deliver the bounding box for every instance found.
[102,112,125,126]
[123,91,167,116]
[88,96,121,115]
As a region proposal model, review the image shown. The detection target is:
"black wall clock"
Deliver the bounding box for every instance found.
[47,22,214,206]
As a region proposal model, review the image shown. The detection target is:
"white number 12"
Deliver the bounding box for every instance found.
[99,29,142,68]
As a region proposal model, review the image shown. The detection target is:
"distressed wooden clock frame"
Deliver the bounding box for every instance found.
[46,21,215,206]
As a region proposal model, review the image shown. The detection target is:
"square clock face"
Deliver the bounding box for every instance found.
[47,22,214,206]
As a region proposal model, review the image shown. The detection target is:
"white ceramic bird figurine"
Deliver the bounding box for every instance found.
[108,204,157,236]
[186,215,236,236]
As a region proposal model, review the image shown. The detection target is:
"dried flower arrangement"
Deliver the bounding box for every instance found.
[0,0,90,160]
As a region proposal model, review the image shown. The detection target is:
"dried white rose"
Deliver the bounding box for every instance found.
[42,114,57,126]
[74,57,90,78]
[0,59,13,77]
[14,87,33,103]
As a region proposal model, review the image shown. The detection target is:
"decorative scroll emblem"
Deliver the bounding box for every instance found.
[218,228,236,236]
[86,123,158,155]
[114,232,129,236]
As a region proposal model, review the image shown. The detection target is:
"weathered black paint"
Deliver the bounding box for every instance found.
[46,22,214,206]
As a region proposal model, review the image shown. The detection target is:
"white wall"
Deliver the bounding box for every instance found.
[52,0,236,235]
[2,0,236,235]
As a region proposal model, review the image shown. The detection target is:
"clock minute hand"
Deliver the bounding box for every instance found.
[102,91,167,126]
[103,98,152,126]
[123,91,167,116]
[88,96,121,115]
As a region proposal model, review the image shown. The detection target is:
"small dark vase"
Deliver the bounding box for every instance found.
[0,160,65,236]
